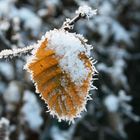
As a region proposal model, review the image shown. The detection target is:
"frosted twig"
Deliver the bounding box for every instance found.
[0,45,35,59]
[62,5,97,30]
[62,15,83,30]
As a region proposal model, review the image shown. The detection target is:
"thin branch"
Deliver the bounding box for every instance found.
[61,6,97,31]
[61,13,86,31]
[0,45,34,59]
[61,5,97,31]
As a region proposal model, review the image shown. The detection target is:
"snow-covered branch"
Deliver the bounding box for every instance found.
[0,45,34,59]
[62,5,97,30]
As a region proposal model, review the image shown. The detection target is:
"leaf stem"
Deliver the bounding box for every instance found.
[61,13,85,31]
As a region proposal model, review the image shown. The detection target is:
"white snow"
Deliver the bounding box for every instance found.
[104,95,119,112]
[99,1,114,16]
[21,90,43,131]
[15,8,41,31]
[112,21,132,45]
[97,58,129,90]
[87,15,132,45]
[104,90,140,121]
[0,0,41,31]
[76,5,97,18]
[0,117,9,127]
[44,29,92,85]
[0,20,10,31]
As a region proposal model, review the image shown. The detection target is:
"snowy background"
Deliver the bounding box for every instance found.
[0,0,140,140]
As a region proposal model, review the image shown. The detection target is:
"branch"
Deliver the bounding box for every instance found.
[62,5,97,31]
[61,14,85,31]
[0,45,34,59]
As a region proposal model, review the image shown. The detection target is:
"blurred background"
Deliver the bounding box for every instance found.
[0,0,140,140]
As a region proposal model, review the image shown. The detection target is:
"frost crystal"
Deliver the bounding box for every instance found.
[44,29,92,85]
[76,5,97,19]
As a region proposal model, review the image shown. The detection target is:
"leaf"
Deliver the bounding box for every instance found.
[25,30,94,122]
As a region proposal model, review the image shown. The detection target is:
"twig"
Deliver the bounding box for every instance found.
[62,5,97,30]
[0,45,34,59]
[61,13,86,31]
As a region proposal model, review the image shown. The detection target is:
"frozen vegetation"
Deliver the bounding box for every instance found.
[0,0,140,140]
